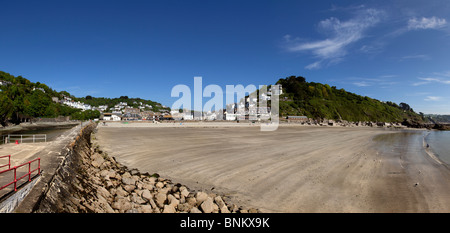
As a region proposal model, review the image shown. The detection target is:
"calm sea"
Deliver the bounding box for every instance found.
[0,126,75,144]
[426,130,450,165]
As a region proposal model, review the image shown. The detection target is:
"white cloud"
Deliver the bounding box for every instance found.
[412,81,429,86]
[285,8,384,69]
[353,81,371,87]
[420,77,441,82]
[407,16,447,30]
[433,71,450,78]
[304,61,322,70]
[424,96,442,101]
[414,77,450,86]
[348,76,398,88]
[404,92,431,97]
[400,54,430,61]
[379,75,398,79]
[357,15,449,57]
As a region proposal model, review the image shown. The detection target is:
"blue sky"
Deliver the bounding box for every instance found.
[1,0,450,114]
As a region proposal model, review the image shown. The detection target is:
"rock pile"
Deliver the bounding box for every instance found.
[79,147,260,213]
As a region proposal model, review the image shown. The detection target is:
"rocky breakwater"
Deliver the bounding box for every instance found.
[35,124,259,213]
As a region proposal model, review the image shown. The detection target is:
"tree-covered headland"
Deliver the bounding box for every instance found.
[276,76,424,124]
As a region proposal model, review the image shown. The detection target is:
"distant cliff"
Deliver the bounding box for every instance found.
[426,114,450,124]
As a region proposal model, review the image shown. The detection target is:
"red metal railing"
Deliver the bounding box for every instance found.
[0,155,11,170]
[0,157,40,192]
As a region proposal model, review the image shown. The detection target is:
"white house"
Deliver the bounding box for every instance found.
[204,113,217,121]
[103,113,121,121]
[98,105,108,112]
[32,87,46,93]
[225,113,237,121]
[182,114,194,120]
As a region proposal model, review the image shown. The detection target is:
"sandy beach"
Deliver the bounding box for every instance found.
[95,122,450,212]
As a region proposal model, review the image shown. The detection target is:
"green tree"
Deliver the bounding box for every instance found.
[0,92,14,126]
[399,102,411,111]
[275,75,422,123]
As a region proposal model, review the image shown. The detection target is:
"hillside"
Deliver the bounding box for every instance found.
[0,71,167,126]
[276,76,424,123]
[0,71,93,126]
[76,96,168,113]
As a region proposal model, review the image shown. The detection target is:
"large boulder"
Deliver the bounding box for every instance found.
[155,192,167,208]
[195,192,209,205]
[200,197,217,213]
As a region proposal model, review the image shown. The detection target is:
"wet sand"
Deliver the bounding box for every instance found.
[95,123,450,212]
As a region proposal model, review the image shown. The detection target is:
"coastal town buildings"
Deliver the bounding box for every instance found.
[61,96,92,111]
[141,111,157,121]
[122,108,141,120]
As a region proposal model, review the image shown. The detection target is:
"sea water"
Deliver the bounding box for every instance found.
[0,126,75,144]
[426,130,450,165]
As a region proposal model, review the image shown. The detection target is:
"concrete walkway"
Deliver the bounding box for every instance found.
[0,122,88,212]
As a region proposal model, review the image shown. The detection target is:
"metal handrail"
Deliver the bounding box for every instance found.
[0,157,41,191]
[3,134,47,144]
[0,155,11,170]
[6,134,47,136]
